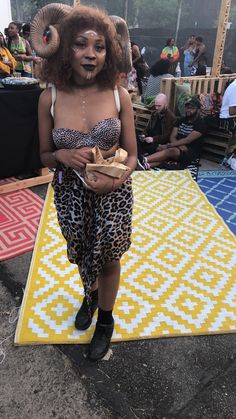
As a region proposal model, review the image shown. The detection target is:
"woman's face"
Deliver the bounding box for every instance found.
[8,24,19,38]
[70,29,106,84]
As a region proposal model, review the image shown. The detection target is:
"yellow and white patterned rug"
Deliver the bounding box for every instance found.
[15,171,236,345]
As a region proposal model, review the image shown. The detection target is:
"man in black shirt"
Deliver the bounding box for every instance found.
[138,97,206,170]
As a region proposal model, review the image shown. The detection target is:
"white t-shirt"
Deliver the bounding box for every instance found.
[220,79,236,118]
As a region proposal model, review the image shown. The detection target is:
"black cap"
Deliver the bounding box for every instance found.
[185,97,201,109]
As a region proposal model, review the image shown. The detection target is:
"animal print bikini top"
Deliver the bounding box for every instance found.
[51,85,121,151]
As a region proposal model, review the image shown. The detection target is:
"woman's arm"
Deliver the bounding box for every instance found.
[113,86,137,188]
[38,89,93,170]
[38,89,58,168]
[132,45,141,64]
[16,39,38,63]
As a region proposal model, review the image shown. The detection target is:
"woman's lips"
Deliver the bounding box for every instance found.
[82,64,96,71]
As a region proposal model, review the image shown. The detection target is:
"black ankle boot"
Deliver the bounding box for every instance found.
[75,297,98,331]
[87,319,114,361]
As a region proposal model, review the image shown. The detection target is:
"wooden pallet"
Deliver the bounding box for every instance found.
[202,130,236,162]
[133,102,152,132]
[160,73,236,112]
[0,167,53,195]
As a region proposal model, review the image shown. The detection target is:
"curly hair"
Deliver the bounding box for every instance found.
[150,59,171,77]
[38,6,121,90]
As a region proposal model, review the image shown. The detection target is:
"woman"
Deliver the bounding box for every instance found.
[183,40,195,76]
[0,32,16,78]
[131,41,149,95]
[160,38,179,75]
[7,21,38,77]
[143,59,173,104]
[31,4,137,361]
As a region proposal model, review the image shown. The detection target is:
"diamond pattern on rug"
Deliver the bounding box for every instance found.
[198,176,236,234]
[15,171,236,345]
[0,189,44,261]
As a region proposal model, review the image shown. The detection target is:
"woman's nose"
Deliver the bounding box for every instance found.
[85,45,96,59]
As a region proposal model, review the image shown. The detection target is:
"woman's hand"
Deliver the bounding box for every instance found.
[57,147,93,170]
[84,171,115,195]
[15,54,27,61]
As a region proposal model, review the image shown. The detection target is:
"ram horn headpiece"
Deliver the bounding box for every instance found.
[30,3,72,58]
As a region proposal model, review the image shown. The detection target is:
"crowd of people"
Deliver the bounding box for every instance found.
[0,21,41,78]
[137,94,207,171]
[129,35,233,104]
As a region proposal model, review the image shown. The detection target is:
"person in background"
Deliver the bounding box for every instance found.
[32,4,137,361]
[180,35,196,52]
[143,59,173,104]
[137,93,176,157]
[21,22,41,76]
[7,21,38,77]
[220,60,232,75]
[138,97,206,170]
[131,41,149,95]
[183,40,195,76]
[191,36,207,76]
[160,38,179,75]
[0,32,16,78]
[21,23,31,45]
[219,78,236,131]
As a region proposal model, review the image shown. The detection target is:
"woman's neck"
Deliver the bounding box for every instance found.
[72,74,98,90]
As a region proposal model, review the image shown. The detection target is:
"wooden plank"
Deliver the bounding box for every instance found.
[201,152,223,162]
[191,79,197,95]
[197,80,202,95]
[204,138,230,147]
[207,130,232,139]
[211,0,231,77]
[209,79,216,94]
[217,78,223,93]
[203,79,209,94]
[202,145,227,155]
[0,173,53,194]
[35,167,50,176]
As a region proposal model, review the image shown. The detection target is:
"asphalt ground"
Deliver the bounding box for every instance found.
[1,182,236,419]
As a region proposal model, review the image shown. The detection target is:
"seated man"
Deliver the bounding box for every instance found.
[219,78,236,131]
[137,93,176,156]
[138,97,207,170]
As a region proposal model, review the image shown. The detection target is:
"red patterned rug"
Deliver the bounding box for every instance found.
[0,188,44,261]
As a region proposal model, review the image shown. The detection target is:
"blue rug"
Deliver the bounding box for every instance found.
[198,171,236,234]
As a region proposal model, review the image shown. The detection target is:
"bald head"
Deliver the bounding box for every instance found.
[154,93,168,113]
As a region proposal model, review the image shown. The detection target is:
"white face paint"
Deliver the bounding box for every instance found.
[83,30,99,38]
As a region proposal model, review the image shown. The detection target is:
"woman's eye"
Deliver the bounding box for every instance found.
[73,42,86,50]
[95,45,105,52]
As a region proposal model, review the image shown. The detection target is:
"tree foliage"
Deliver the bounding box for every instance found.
[10,0,236,31]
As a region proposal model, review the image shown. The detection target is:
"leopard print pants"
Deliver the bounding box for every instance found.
[52,168,133,303]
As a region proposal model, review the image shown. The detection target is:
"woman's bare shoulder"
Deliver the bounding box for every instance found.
[117,85,131,100]
[117,85,132,108]
[39,87,52,106]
